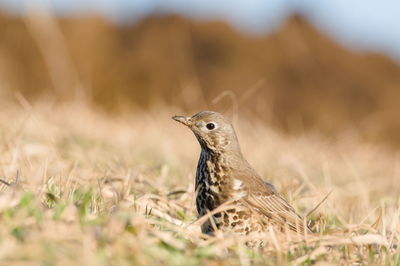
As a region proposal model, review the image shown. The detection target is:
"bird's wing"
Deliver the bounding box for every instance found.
[245,188,310,233]
[233,170,310,233]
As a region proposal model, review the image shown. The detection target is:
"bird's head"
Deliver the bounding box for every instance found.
[172,111,241,154]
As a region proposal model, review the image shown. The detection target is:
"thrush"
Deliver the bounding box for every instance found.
[172,111,310,237]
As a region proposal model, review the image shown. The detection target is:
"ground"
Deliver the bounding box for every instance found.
[0,101,398,265]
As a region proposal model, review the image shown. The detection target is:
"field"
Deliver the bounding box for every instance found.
[0,100,398,265]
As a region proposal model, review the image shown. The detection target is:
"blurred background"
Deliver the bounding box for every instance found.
[1,0,400,149]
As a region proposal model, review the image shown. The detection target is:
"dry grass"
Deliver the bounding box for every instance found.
[0,100,398,265]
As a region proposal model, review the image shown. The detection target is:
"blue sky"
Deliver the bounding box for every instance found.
[1,0,400,60]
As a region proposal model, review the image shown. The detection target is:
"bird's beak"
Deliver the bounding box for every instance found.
[172,115,191,126]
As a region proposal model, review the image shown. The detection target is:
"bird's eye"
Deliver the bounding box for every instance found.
[206,122,216,130]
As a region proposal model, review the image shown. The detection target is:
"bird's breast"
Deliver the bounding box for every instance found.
[195,151,232,215]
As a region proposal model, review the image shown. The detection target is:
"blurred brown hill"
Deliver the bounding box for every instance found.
[1,12,400,148]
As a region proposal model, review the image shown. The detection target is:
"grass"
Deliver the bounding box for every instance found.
[0,101,398,265]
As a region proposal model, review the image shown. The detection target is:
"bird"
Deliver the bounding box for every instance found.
[172,111,310,239]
